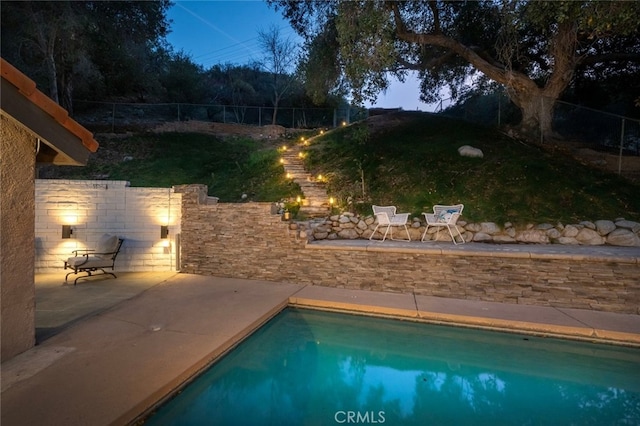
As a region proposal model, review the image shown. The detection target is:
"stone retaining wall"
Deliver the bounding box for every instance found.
[177,185,640,315]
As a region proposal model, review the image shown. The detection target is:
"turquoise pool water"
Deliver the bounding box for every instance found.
[145,308,640,425]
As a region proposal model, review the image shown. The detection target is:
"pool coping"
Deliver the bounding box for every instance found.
[305,239,640,264]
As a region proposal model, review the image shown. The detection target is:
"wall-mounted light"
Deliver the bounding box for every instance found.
[160,225,169,239]
[62,225,73,239]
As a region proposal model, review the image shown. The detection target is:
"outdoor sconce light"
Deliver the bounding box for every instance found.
[282,210,291,221]
[62,225,73,239]
[160,225,169,239]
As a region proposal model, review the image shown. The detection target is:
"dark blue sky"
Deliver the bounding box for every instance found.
[166,1,434,111]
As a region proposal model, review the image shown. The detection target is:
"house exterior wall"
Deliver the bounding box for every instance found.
[1,114,36,361]
[177,184,640,315]
[35,180,182,273]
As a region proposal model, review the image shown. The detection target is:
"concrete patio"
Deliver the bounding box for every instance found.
[1,270,639,426]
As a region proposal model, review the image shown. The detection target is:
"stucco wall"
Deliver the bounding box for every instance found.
[1,114,36,361]
[35,180,182,273]
[177,184,639,315]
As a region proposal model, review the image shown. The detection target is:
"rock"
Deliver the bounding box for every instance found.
[338,228,359,239]
[465,223,482,232]
[535,223,554,230]
[563,225,580,238]
[606,228,640,246]
[575,228,605,245]
[506,228,517,238]
[458,145,484,158]
[545,228,562,239]
[580,221,596,230]
[473,232,493,242]
[314,232,328,240]
[356,220,368,230]
[330,215,340,221]
[493,235,517,243]
[338,215,351,223]
[594,220,616,236]
[615,220,640,234]
[480,222,501,235]
[516,230,550,244]
[411,220,421,228]
[557,237,579,245]
[327,233,338,240]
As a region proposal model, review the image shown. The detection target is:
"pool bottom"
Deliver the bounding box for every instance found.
[144,307,640,425]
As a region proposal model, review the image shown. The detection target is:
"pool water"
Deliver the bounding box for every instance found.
[145,308,640,425]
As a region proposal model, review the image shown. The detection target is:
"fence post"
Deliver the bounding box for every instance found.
[540,97,544,145]
[111,103,115,133]
[618,118,625,175]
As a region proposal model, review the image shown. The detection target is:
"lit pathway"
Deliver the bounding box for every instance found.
[280,140,331,217]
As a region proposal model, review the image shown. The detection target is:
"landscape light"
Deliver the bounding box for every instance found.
[62,225,73,239]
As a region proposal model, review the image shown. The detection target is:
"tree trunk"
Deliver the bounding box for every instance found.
[508,87,555,140]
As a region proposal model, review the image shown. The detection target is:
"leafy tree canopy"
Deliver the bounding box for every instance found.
[269,0,640,138]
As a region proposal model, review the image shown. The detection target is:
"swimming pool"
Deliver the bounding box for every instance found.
[145,308,640,425]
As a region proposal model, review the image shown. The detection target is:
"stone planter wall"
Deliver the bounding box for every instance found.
[309,213,640,247]
[176,185,639,315]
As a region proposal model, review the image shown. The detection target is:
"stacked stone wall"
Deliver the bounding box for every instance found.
[177,185,640,315]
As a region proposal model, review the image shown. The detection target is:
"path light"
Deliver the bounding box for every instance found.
[296,195,301,204]
[286,172,292,179]
[320,130,324,135]
[329,197,334,206]
[317,174,323,181]
[298,152,305,158]
[300,137,305,142]
[279,158,284,164]
[281,145,287,151]
[342,121,347,126]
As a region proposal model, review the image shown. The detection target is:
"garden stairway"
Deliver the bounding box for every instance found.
[280,143,331,217]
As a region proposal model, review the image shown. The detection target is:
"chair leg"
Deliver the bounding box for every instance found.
[421,224,431,242]
[380,225,391,241]
[447,225,466,245]
[369,224,381,240]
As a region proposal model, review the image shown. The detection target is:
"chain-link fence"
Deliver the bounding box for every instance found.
[73,100,368,133]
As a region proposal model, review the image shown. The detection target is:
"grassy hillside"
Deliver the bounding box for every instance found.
[43,132,300,202]
[303,112,640,224]
[42,113,640,224]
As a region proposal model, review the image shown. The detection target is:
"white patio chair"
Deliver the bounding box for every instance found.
[369,205,411,242]
[422,204,465,244]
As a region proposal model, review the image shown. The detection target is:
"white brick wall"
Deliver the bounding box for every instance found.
[35,179,182,273]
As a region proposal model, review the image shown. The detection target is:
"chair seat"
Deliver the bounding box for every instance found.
[66,256,114,269]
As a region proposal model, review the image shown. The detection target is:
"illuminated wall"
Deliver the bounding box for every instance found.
[35,179,182,273]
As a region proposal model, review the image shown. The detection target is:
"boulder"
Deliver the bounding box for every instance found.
[458,145,484,158]
[575,228,605,245]
[338,228,359,239]
[516,230,550,244]
[473,232,493,242]
[595,220,616,236]
[563,225,580,238]
[615,220,640,233]
[557,237,579,245]
[606,228,640,246]
[493,235,517,243]
[545,228,561,239]
[480,222,501,235]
